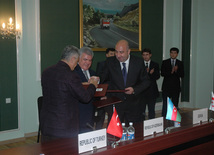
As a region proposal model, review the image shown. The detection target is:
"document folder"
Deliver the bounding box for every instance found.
[82,84,108,97]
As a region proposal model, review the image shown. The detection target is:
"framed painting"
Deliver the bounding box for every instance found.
[79,0,141,51]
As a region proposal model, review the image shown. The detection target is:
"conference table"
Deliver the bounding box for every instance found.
[0,110,214,155]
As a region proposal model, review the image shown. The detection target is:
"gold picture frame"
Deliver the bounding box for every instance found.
[79,0,141,51]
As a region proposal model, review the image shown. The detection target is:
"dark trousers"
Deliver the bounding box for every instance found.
[141,96,156,120]
[162,91,180,117]
[117,108,143,126]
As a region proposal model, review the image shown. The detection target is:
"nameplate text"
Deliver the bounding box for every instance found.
[78,129,107,154]
[144,117,163,137]
[193,108,208,124]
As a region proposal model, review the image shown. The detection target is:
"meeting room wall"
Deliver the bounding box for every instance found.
[0,0,18,136]
[185,0,214,109]
[0,0,214,142]
[0,0,42,141]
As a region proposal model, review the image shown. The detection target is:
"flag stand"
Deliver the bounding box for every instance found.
[107,135,120,148]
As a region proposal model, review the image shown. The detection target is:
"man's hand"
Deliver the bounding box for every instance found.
[171,66,178,74]
[89,76,99,88]
[150,68,154,74]
[100,96,107,100]
[125,87,134,94]
[146,67,149,73]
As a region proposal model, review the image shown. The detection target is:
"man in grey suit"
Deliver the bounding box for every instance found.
[101,40,150,125]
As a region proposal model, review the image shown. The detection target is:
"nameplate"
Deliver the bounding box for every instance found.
[193,108,208,124]
[78,129,107,154]
[144,117,163,137]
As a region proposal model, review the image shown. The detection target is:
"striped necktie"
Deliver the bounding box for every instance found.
[83,70,89,81]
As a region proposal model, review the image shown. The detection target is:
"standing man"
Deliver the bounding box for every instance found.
[74,47,97,133]
[41,45,98,142]
[161,47,184,117]
[96,48,115,77]
[101,40,150,125]
[141,48,160,120]
[96,48,115,129]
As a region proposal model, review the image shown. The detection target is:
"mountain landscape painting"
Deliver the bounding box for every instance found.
[80,0,141,51]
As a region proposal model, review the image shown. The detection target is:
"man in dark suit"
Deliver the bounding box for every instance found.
[95,48,115,129]
[141,48,160,120]
[40,45,98,142]
[101,40,150,125]
[161,47,184,117]
[96,48,115,77]
[74,47,98,133]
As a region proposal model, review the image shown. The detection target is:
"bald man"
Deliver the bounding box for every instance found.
[101,40,150,125]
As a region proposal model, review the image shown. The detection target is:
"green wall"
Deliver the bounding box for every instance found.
[40,0,164,72]
[0,0,18,131]
[40,0,79,72]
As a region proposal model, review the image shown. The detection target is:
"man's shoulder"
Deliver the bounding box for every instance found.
[151,60,159,66]
[97,60,106,65]
[176,59,183,63]
[130,55,143,64]
[74,64,81,71]
[89,68,96,76]
[106,56,117,64]
[42,62,60,76]
[162,58,170,63]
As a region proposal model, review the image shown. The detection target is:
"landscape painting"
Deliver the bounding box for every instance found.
[79,0,141,51]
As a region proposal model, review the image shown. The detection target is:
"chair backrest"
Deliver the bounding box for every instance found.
[37,96,43,143]
[37,96,43,123]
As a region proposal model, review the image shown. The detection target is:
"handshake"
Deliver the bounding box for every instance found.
[82,76,100,88]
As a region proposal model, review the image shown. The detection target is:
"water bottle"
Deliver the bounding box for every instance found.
[120,123,127,141]
[127,122,135,140]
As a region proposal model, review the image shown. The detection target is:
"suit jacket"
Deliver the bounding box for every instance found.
[96,60,106,77]
[74,64,96,133]
[142,60,160,98]
[161,58,184,93]
[101,55,150,113]
[41,61,96,138]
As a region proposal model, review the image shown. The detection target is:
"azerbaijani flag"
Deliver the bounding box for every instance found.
[166,97,181,122]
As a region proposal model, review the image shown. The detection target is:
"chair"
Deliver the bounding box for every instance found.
[37,96,43,143]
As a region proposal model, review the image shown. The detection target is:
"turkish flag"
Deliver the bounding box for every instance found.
[107,107,123,138]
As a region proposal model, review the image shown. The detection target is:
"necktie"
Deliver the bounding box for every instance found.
[145,62,148,68]
[83,70,89,81]
[122,63,127,86]
[171,59,175,67]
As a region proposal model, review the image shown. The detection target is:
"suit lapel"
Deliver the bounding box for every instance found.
[126,56,134,86]
[75,65,87,82]
[149,61,154,70]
